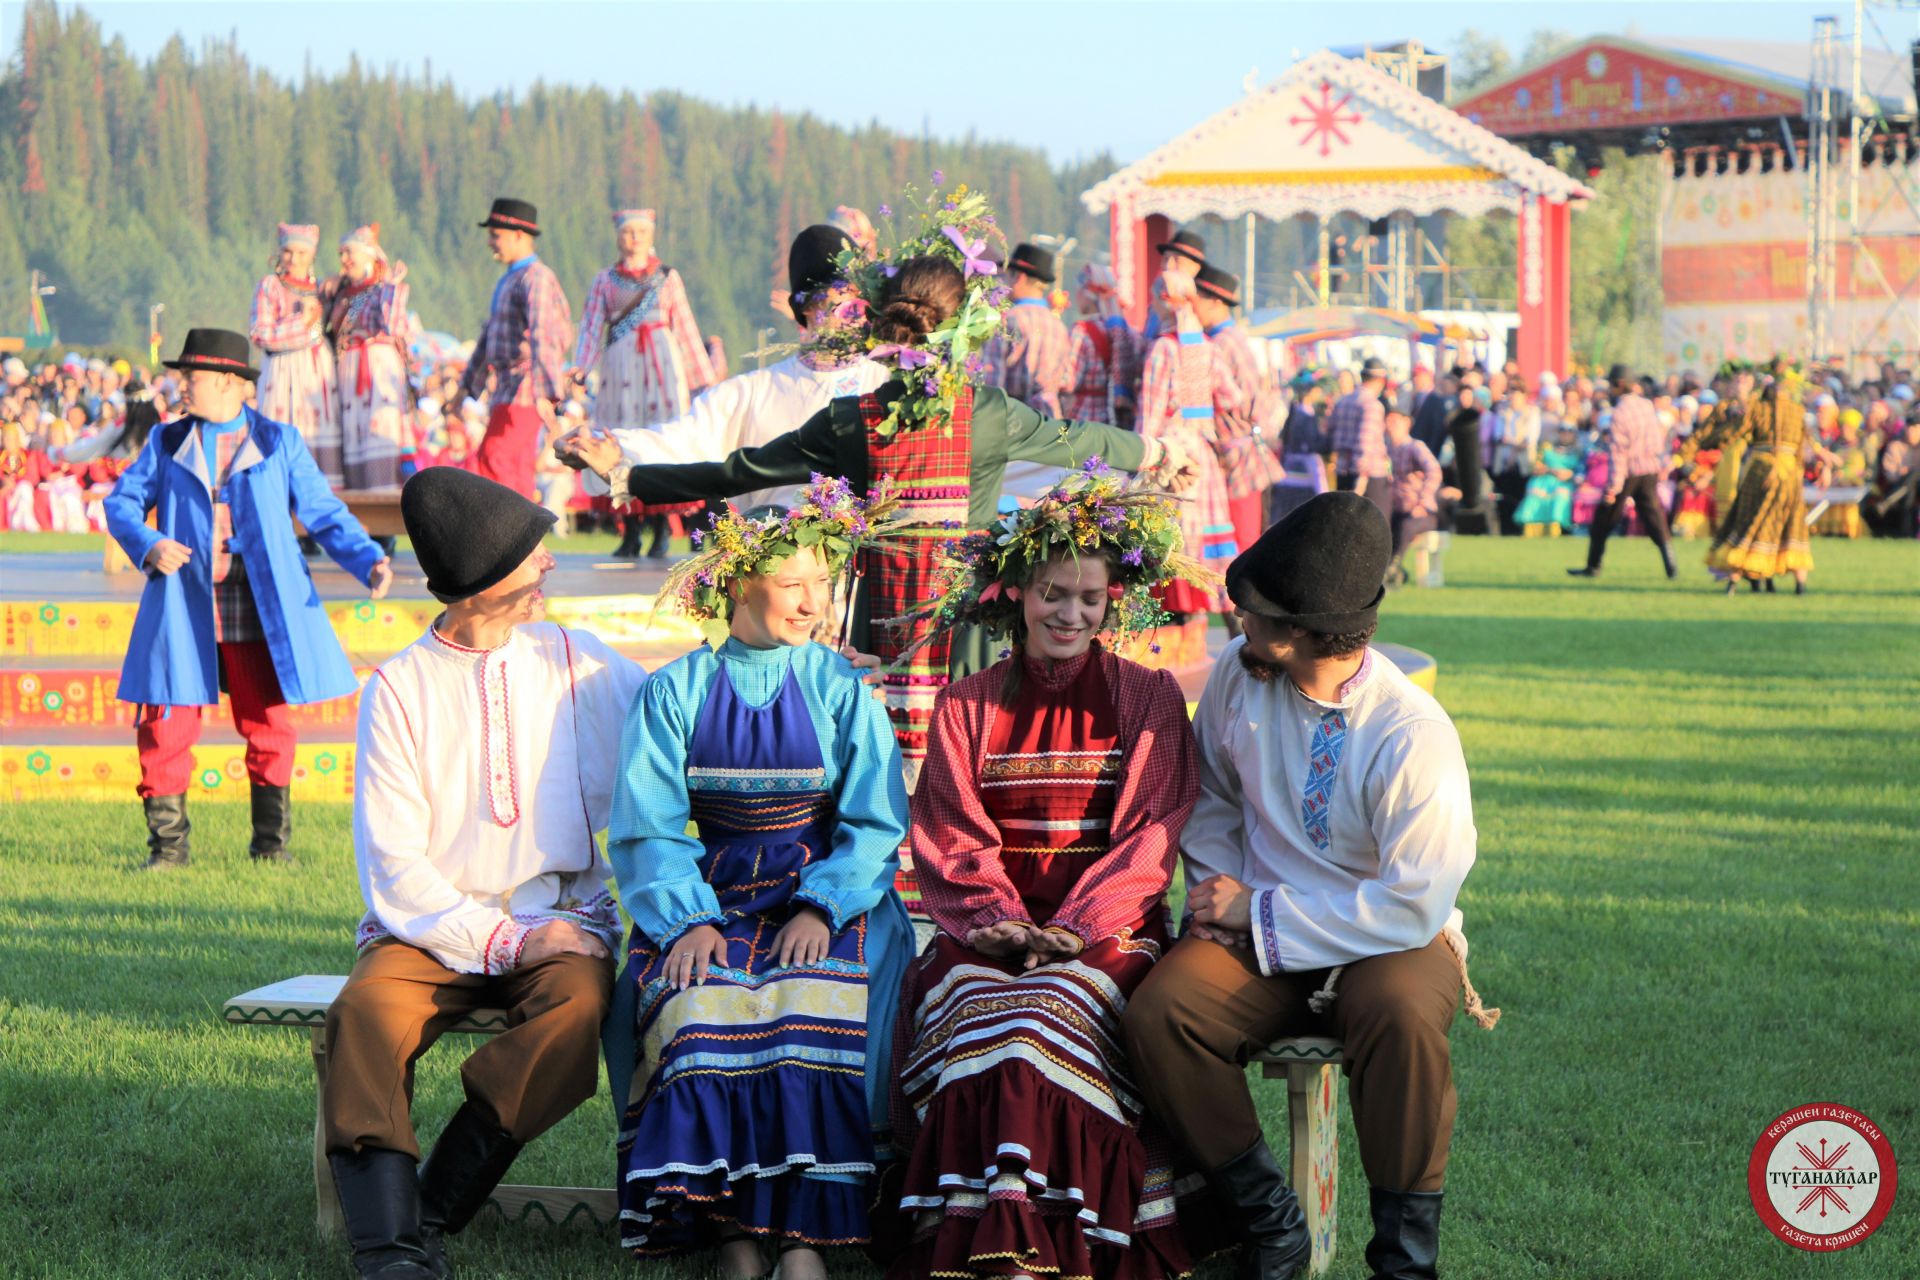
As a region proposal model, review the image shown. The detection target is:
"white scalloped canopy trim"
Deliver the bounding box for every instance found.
[1138,182,1524,222]
[1084,49,1594,215]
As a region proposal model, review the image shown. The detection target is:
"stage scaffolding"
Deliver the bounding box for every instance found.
[1806,0,1920,371]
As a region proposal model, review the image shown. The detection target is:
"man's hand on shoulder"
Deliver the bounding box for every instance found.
[836,645,888,700]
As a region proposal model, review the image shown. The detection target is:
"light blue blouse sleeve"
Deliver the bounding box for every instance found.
[607,660,724,947]
[794,651,908,931]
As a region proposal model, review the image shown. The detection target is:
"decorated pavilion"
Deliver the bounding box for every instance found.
[1081,50,1596,378]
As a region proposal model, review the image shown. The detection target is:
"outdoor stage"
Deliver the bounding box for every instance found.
[0,543,1437,803]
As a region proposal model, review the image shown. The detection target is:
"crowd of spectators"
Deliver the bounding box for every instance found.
[1277,356,1920,545]
[5,346,1917,549]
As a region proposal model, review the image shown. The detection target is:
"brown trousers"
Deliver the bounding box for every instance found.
[1121,934,1460,1193]
[322,938,614,1158]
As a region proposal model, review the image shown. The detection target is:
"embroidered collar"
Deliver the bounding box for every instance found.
[1289,647,1376,710]
[614,257,661,282]
[427,617,520,663]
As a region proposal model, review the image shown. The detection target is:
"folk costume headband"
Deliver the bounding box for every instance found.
[613,208,656,229]
[277,223,319,250]
[657,475,907,648]
[887,458,1213,653]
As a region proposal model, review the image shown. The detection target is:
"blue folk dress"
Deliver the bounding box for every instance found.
[604,638,914,1255]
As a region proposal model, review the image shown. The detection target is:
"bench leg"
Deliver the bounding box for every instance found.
[1288,1062,1339,1277]
[311,1027,346,1240]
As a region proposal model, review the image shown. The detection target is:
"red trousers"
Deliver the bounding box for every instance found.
[1228,491,1267,557]
[473,403,542,500]
[136,641,296,797]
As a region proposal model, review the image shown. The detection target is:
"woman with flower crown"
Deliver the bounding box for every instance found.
[882,465,1214,1280]
[602,478,917,1280]
[581,184,1196,836]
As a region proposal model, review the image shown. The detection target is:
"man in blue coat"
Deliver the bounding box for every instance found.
[105,328,393,870]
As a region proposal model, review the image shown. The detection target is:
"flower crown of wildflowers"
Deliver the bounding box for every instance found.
[793,175,1012,439]
[658,474,906,647]
[887,459,1214,651]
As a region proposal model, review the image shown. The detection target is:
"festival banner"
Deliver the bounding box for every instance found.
[1660,161,1920,374]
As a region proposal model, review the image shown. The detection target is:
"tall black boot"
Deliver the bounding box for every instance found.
[1205,1137,1311,1280]
[418,1102,525,1274]
[328,1147,436,1279]
[138,794,191,871]
[248,784,294,863]
[1365,1188,1443,1280]
[612,515,643,559]
[642,514,671,559]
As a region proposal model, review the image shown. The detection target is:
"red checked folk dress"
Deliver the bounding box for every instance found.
[890,646,1202,1280]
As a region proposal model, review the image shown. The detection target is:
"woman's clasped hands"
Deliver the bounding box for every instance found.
[966,919,1085,971]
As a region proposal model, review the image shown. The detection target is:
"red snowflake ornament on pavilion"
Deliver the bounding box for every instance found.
[1290,80,1363,158]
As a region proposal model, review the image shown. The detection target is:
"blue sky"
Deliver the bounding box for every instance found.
[16,1,1864,163]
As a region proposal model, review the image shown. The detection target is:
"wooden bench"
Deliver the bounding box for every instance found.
[1252,1036,1346,1277]
[230,975,1344,1270]
[224,976,615,1237]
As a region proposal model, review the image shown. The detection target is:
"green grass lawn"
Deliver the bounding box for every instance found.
[2,538,1916,1278]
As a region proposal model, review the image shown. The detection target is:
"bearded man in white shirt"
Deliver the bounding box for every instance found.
[1122,492,1496,1280]
[323,467,644,1280]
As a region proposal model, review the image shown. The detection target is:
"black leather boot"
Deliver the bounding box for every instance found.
[612,515,643,559]
[1365,1187,1443,1280]
[138,794,191,871]
[418,1102,525,1274]
[248,784,294,863]
[328,1147,436,1279]
[1205,1137,1311,1280]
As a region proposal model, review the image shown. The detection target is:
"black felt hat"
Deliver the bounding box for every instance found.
[1606,362,1633,387]
[1226,491,1390,632]
[162,328,259,381]
[478,197,541,236]
[1156,228,1207,265]
[1195,264,1240,305]
[1007,243,1056,283]
[1359,356,1389,379]
[401,468,556,603]
[788,224,855,303]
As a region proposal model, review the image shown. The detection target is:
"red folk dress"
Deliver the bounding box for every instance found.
[891,646,1201,1280]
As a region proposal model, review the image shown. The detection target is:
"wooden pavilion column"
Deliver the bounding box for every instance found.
[1515,193,1572,379]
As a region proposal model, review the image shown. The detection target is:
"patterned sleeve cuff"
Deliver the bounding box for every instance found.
[483,918,534,975]
[657,912,727,951]
[605,463,634,510]
[1040,920,1090,949]
[1249,890,1284,977]
[792,890,848,933]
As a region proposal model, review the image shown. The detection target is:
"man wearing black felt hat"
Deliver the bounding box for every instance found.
[322,466,649,1280]
[458,197,573,502]
[984,241,1072,424]
[103,328,393,871]
[1123,491,1496,1280]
